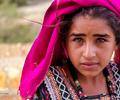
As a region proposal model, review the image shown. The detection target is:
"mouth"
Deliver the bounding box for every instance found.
[80,62,99,70]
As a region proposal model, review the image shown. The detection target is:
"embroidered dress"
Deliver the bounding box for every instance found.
[33,61,120,100]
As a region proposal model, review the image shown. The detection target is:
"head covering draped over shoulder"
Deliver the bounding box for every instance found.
[19,0,120,99]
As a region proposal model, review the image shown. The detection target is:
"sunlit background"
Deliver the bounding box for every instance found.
[0,0,51,100]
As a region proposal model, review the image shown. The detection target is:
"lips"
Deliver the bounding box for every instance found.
[80,62,99,69]
[81,62,98,66]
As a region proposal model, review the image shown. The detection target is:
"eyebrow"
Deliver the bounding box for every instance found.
[93,34,111,38]
[69,33,111,38]
[69,33,85,37]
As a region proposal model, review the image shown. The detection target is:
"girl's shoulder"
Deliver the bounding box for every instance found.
[33,82,50,100]
[108,61,120,85]
[33,66,78,100]
[33,66,60,100]
[108,61,120,98]
[108,61,120,77]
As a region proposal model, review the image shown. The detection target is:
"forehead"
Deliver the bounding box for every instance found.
[69,16,114,36]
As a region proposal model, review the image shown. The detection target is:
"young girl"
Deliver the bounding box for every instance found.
[19,0,120,100]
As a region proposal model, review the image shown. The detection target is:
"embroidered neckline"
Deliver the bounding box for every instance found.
[48,62,118,99]
[73,67,117,99]
[34,61,120,100]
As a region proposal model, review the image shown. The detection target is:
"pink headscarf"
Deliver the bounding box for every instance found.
[19,0,120,99]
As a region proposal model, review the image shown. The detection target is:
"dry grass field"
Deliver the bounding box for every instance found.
[0,1,51,100]
[0,43,31,100]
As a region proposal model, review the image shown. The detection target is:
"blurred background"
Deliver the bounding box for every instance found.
[0,0,51,100]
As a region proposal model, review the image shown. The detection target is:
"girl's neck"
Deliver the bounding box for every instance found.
[77,72,108,96]
[77,72,104,85]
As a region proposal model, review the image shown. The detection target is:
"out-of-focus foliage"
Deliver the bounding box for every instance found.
[0,0,51,43]
[9,0,27,6]
[0,23,38,43]
[0,3,20,18]
[0,0,39,43]
[0,0,27,6]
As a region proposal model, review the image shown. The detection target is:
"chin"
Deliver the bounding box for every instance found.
[80,71,101,77]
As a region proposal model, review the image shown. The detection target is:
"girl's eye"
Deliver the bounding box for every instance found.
[96,38,108,43]
[73,37,84,43]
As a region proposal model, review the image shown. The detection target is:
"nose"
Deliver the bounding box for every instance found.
[82,43,96,59]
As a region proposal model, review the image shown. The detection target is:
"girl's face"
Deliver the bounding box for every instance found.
[66,16,116,77]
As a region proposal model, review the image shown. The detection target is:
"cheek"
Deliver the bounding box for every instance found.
[67,46,81,67]
[99,45,115,65]
[67,47,79,60]
[66,43,77,56]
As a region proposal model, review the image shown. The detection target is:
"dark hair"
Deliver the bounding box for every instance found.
[59,6,120,48]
